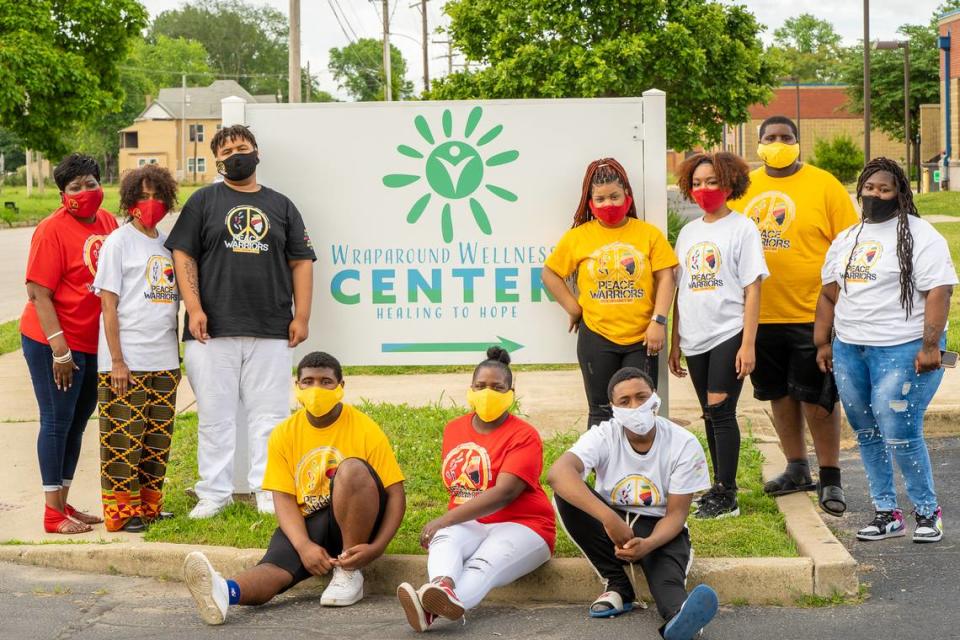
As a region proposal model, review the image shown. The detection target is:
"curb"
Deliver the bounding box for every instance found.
[753,415,859,597]
[0,542,813,606]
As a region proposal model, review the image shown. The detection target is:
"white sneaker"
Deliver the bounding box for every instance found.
[183,551,229,625]
[255,491,275,514]
[188,497,232,520]
[320,567,364,606]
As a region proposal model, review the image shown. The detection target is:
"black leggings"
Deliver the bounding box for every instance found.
[685,332,744,488]
[577,322,659,429]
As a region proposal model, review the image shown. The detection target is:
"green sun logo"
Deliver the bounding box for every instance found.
[382,106,519,243]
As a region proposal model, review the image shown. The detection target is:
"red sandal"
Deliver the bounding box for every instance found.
[64,503,104,525]
[43,505,92,534]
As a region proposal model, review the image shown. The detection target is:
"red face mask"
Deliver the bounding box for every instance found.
[62,188,104,219]
[131,199,169,229]
[589,195,633,225]
[691,188,730,214]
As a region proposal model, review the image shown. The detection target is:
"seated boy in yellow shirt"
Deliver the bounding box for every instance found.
[183,351,407,624]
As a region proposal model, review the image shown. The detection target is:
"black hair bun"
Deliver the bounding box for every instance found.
[486,346,511,365]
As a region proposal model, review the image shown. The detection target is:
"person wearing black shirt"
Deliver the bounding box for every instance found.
[166,125,316,519]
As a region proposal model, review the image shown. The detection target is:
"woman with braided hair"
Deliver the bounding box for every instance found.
[814,158,958,543]
[543,158,678,428]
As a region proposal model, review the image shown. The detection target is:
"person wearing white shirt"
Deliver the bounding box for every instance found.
[814,158,958,544]
[547,367,718,640]
[669,152,768,520]
[94,165,181,533]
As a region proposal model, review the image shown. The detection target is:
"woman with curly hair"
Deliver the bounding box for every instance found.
[669,152,768,519]
[815,158,957,543]
[93,165,182,532]
[542,158,678,429]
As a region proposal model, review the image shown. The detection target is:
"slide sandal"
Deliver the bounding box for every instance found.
[818,483,847,517]
[663,584,719,640]
[589,591,634,619]
[763,472,816,496]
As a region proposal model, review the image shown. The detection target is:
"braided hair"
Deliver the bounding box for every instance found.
[845,157,919,319]
[571,158,638,227]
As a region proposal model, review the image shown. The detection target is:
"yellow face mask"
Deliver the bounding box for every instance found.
[757,142,800,169]
[467,388,515,423]
[295,384,344,418]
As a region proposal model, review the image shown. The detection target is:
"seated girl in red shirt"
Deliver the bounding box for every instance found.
[396,346,556,632]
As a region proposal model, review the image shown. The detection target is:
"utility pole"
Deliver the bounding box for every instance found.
[289,0,302,102]
[382,0,392,101]
[433,39,453,75]
[412,0,430,92]
[25,149,32,197]
[863,0,871,161]
[181,73,187,183]
[305,60,311,102]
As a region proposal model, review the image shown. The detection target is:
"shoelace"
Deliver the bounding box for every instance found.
[329,569,356,589]
[867,512,897,531]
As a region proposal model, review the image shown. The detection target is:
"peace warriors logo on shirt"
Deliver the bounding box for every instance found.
[82,235,107,276]
[442,442,492,504]
[295,445,343,515]
[143,255,178,304]
[685,242,724,291]
[585,242,648,303]
[843,241,883,284]
[744,191,796,252]
[611,474,662,507]
[224,205,270,254]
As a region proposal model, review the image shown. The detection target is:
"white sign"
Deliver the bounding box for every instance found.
[237,94,666,365]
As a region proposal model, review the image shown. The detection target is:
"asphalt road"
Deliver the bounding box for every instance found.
[2,438,960,640]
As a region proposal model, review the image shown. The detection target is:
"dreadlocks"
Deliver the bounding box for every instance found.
[571,158,638,227]
[845,157,919,319]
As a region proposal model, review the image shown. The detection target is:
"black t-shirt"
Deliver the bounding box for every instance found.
[165,182,316,341]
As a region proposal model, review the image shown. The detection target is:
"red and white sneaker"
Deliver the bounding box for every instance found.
[397,582,436,632]
[418,580,465,621]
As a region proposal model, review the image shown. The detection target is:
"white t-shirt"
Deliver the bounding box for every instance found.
[93,223,181,372]
[822,216,958,347]
[568,417,711,518]
[674,212,769,355]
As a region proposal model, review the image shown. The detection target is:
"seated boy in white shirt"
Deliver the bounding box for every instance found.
[547,367,718,640]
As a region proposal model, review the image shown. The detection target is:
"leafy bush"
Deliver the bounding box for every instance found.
[668,208,690,247]
[809,135,864,184]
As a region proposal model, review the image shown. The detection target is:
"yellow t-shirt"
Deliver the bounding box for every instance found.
[544,218,678,345]
[729,164,859,324]
[262,404,405,516]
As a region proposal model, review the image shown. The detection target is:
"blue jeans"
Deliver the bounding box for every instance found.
[833,336,945,517]
[22,335,99,491]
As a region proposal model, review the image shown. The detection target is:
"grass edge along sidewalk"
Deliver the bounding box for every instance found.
[144,404,797,559]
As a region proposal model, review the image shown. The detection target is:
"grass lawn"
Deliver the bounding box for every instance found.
[342,364,578,376]
[915,191,960,217]
[0,184,202,226]
[145,406,797,559]
[0,319,20,355]
[931,221,960,352]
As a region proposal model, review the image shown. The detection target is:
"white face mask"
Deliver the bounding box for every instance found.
[612,392,661,436]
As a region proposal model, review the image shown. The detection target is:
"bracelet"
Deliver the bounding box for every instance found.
[46,330,64,341]
[52,350,73,364]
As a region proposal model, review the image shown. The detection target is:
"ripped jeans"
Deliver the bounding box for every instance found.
[833,336,945,517]
[427,520,550,610]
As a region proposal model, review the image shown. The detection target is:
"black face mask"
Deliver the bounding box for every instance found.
[861,195,899,223]
[217,151,259,181]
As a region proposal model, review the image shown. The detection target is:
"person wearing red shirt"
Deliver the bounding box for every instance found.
[20,153,118,534]
[396,347,556,632]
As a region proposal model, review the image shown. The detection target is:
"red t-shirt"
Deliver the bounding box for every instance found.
[20,208,118,354]
[441,413,557,552]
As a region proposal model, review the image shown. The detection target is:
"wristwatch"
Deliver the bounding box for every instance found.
[651,314,668,326]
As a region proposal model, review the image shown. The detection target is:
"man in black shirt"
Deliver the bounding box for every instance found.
[166,125,316,519]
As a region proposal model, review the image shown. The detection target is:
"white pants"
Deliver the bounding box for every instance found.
[427,520,550,610]
[184,337,291,502]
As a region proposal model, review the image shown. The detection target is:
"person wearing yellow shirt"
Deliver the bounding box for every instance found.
[181,351,406,625]
[543,158,678,430]
[729,116,859,517]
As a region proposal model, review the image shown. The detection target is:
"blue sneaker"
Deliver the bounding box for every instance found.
[663,584,719,640]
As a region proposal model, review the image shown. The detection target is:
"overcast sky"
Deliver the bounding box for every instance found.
[139,0,946,99]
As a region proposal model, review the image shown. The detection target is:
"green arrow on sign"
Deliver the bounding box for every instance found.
[381,336,524,354]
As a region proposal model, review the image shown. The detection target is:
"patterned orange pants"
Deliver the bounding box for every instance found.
[98,369,180,532]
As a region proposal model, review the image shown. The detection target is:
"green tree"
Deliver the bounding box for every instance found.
[73,36,215,180]
[328,39,415,101]
[150,0,289,97]
[427,0,777,150]
[810,134,864,184]
[0,128,26,172]
[0,0,146,157]
[767,13,844,82]
[840,20,939,152]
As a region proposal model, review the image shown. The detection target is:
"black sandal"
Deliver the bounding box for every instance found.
[763,472,816,496]
[818,483,846,517]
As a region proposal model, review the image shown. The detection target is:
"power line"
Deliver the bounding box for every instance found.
[117,65,287,79]
[327,0,356,43]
